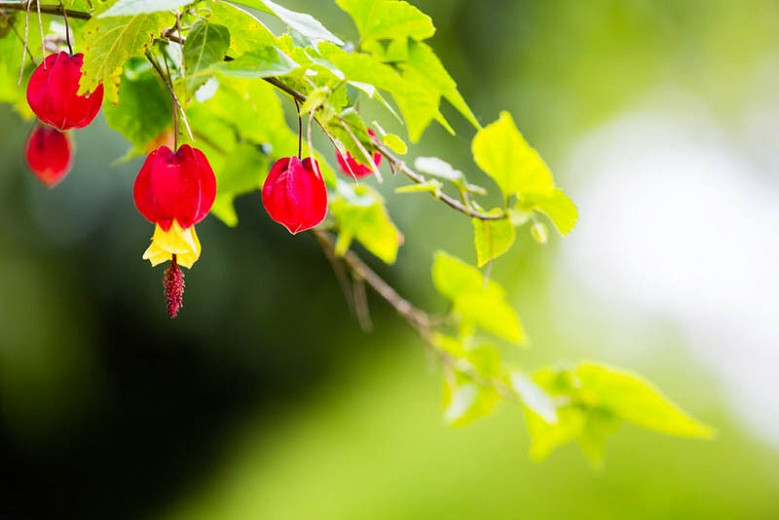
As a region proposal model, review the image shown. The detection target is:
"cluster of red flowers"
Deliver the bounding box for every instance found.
[24,51,103,186]
[23,50,382,317]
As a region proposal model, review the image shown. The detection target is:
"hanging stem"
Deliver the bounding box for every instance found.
[146,49,190,149]
[161,51,179,150]
[59,0,72,54]
[294,98,302,159]
[35,0,45,66]
[16,0,31,85]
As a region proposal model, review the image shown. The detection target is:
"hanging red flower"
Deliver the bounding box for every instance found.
[26,52,104,131]
[335,129,381,179]
[262,156,327,234]
[133,144,217,269]
[133,144,216,318]
[24,123,73,187]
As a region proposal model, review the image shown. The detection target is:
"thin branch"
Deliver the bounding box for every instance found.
[311,229,520,404]
[264,77,504,221]
[0,1,91,20]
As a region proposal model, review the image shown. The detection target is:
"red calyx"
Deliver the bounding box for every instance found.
[262,156,328,234]
[335,129,381,179]
[133,144,217,231]
[24,123,73,187]
[26,52,104,131]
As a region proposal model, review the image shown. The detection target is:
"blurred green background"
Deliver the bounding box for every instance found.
[1,0,778,518]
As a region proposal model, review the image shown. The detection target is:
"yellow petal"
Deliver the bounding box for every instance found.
[142,221,202,268]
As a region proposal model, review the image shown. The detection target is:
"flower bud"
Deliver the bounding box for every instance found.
[262,156,327,234]
[335,129,381,179]
[24,123,73,187]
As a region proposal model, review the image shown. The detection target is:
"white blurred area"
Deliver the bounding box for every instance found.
[556,92,779,448]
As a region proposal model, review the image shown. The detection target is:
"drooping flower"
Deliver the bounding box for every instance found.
[26,52,104,131]
[133,144,216,268]
[261,156,327,234]
[133,144,216,318]
[335,129,381,179]
[24,123,73,187]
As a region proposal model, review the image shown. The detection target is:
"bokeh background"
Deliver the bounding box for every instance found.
[2,0,779,518]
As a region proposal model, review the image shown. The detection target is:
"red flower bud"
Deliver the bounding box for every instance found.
[133,145,217,231]
[26,52,104,131]
[335,129,381,179]
[262,156,327,234]
[24,123,73,187]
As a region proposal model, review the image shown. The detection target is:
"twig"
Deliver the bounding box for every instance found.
[0,1,91,20]
[311,229,520,404]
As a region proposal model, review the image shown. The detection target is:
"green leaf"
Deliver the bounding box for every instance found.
[525,405,587,461]
[235,0,343,45]
[472,111,555,197]
[211,46,299,78]
[183,18,231,93]
[431,252,525,344]
[102,57,172,152]
[78,11,172,103]
[208,1,279,52]
[403,41,479,129]
[520,188,578,236]
[316,41,442,142]
[472,217,516,267]
[574,362,715,439]
[382,133,407,155]
[509,371,558,425]
[337,0,435,42]
[432,251,504,301]
[330,183,403,264]
[576,408,621,468]
[453,292,525,344]
[414,156,463,182]
[442,367,500,427]
[100,0,193,17]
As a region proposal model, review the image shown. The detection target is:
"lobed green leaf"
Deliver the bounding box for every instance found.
[78,11,173,103]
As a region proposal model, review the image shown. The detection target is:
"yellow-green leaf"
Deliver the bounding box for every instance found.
[472,216,516,267]
[382,133,407,155]
[330,183,402,264]
[521,188,578,236]
[472,111,554,197]
[574,362,715,439]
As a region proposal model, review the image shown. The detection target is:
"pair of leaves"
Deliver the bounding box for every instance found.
[472,111,579,235]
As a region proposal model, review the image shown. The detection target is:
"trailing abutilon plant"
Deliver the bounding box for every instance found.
[0,0,713,468]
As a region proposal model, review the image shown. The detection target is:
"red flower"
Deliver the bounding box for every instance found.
[133,145,217,232]
[133,145,216,270]
[335,129,381,179]
[262,156,327,234]
[26,52,104,131]
[24,123,73,187]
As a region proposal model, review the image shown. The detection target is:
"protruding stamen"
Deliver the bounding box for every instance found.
[162,254,185,319]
